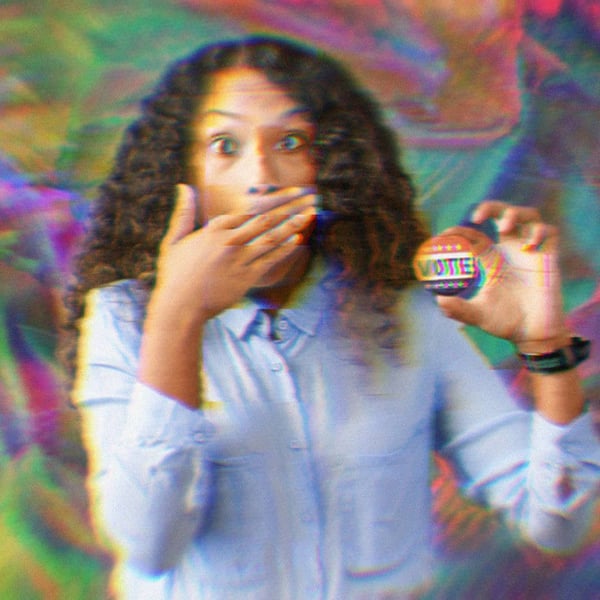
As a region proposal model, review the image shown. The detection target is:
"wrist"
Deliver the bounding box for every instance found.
[146,289,209,335]
[515,332,572,354]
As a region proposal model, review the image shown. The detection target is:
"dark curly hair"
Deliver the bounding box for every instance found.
[61,35,428,377]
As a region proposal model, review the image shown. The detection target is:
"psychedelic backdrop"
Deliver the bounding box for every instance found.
[0,1,599,598]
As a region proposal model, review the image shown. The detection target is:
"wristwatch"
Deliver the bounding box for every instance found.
[517,336,591,374]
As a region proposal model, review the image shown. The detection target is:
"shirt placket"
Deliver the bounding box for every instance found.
[256,311,324,598]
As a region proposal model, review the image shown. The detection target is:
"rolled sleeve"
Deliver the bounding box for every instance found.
[76,282,214,573]
[423,293,600,551]
[122,382,213,447]
[528,411,600,517]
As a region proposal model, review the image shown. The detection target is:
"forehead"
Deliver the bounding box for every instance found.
[197,67,305,120]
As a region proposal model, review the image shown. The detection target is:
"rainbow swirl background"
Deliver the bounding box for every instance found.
[1,1,598,598]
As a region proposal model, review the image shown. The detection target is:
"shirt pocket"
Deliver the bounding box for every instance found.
[199,452,271,586]
[337,426,430,576]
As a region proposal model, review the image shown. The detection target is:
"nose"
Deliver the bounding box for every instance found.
[245,140,279,195]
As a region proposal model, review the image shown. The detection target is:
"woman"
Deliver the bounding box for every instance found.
[64,37,599,599]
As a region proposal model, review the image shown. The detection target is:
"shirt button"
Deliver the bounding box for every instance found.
[289,439,303,450]
[270,362,284,372]
[278,318,289,331]
[193,432,206,443]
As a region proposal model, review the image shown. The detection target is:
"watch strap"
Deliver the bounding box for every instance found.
[518,336,591,374]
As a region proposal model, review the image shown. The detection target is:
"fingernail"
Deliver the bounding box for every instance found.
[521,242,537,252]
[247,184,280,195]
[292,213,309,226]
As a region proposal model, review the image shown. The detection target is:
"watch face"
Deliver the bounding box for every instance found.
[413,234,480,296]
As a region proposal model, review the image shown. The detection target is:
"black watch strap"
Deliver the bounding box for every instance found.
[518,336,591,374]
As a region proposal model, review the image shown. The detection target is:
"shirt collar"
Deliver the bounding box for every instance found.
[218,300,262,340]
[217,261,330,340]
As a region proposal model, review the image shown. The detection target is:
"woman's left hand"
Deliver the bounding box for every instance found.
[436,201,570,351]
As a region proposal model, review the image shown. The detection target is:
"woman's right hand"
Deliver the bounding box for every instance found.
[150,183,316,328]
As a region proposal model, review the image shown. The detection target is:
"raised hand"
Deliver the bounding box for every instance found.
[152,183,317,325]
[435,201,569,350]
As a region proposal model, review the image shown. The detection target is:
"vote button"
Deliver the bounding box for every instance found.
[413,234,480,296]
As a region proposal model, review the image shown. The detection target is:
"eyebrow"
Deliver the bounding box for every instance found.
[200,107,312,121]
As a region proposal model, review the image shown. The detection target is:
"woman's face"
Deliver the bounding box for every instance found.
[188,66,318,299]
[189,66,317,220]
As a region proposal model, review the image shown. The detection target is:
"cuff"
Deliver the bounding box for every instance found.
[531,411,600,461]
[120,382,215,447]
[529,411,600,515]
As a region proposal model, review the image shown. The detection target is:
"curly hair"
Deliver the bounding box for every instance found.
[61,35,428,376]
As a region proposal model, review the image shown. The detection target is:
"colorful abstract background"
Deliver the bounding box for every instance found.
[1,1,599,598]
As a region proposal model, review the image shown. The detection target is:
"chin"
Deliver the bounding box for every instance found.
[250,247,311,300]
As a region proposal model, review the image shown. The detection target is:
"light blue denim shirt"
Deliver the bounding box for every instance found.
[76,272,600,600]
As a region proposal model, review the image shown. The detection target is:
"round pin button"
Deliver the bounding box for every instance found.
[413,234,480,296]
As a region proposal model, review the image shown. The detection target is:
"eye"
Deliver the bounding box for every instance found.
[208,135,239,156]
[275,132,310,153]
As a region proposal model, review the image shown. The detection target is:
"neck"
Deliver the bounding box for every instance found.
[249,251,314,312]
